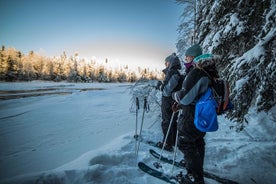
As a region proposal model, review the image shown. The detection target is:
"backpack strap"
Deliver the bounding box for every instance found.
[198,67,217,91]
[222,80,230,110]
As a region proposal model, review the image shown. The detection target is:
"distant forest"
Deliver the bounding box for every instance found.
[0,46,162,83]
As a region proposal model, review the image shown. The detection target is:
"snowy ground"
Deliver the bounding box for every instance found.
[0,81,275,184]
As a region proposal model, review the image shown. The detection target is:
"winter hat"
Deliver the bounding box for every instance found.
[194,53,219,67]
[165,53,177,63]
[185,44,202,57]
[193,53,213,63]
[169,55,181,70]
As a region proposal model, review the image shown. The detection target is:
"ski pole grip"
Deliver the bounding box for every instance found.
[136,97,139,109]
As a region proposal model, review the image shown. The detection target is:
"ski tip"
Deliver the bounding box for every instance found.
[138,162,145,167]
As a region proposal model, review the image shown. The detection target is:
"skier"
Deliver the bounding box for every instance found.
[172,44,216,184]
[171,44,201,111]
[156,53,182,151]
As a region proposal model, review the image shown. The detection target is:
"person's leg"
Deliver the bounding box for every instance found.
[161,96,173,144]
[169,111,178,145]
[177,105,205,184]
[196,137,205,168]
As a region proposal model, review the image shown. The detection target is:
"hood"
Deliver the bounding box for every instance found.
[194,54,221,78]
[169,56,181,70]
[165,53,181,70]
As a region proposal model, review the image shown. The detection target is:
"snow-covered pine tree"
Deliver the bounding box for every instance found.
[177,0,275,128]
[176,0,196,57]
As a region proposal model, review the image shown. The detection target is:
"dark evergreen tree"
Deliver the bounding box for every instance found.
[6,55,18,81]
[0,46,7,80]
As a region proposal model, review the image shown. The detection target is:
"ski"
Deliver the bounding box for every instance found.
[149,149,239,184]
[138,162,192,184]
[145,140,173,152]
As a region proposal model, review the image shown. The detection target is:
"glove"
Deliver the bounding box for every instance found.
[172,92,180,103]
[156,80,162,90]
[172,102,181,112]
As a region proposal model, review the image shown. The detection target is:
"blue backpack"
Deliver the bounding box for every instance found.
[194,79,234,132]
[194,88,218,132]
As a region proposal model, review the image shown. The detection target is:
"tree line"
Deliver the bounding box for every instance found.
[0,46,162,83]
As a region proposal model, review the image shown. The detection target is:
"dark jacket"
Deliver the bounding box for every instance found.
[173,68,210,106]
[161,56,181,97]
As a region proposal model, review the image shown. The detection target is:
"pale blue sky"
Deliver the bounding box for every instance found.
[0,0,183,70]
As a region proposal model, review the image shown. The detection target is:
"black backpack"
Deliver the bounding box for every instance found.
[211,79,233,115]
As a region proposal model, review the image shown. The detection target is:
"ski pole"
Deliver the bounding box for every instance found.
[154,111,176,169]
[134,97,140,156]
[135,97,147,160]
[160,111,175,160]
[134,97,139,140]
[171,129,179,173]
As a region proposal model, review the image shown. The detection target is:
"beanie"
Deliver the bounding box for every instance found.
[185,44,202,57]
[193,53,213,63]
[165,53,176,63]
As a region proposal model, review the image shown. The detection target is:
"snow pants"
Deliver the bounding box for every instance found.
[177,105,206,184]
[161,96,178,146]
